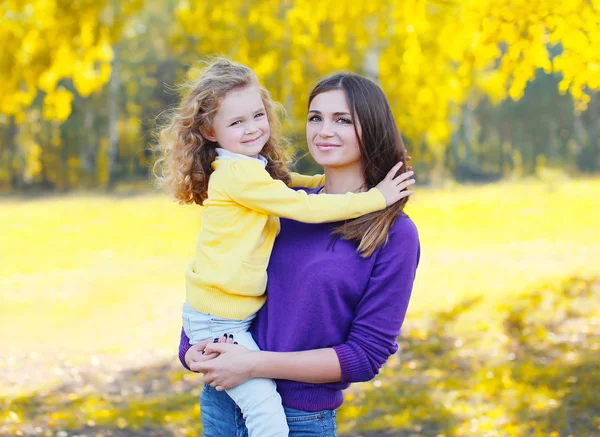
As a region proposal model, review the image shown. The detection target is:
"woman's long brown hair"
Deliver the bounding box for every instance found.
[308,73,410,257]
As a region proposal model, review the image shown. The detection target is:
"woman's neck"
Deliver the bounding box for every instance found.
[321,164,366,195]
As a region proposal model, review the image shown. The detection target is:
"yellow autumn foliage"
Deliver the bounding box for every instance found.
[2,0,598,138]
[0,0,142,120]
[171,0,600,151]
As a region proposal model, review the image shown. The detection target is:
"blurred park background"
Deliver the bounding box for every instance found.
[1,0,599,436]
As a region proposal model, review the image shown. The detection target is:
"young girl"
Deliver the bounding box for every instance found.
[154,59,415,437]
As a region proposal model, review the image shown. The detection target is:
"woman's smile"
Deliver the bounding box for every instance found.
[315,142,341,151]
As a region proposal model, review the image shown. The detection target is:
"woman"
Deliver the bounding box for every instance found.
[180,72,420,436]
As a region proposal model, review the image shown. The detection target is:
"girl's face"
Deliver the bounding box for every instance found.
[205,85,270,158]
[306,90,363,169]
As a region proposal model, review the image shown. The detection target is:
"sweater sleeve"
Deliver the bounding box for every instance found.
[179,328,192,371]
[289,172,326,189]
[332,216,420,383]
[225,161,386,223]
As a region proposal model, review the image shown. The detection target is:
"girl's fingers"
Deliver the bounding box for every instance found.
[393,170,415,184]
[397,179,416,191]
[386,162,404,180]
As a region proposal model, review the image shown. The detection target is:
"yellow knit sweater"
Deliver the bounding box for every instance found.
[185,157,386,319]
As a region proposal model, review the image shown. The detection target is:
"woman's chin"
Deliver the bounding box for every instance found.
[313,155,357,169]
[310,150,340,166]
[313,157,339,168]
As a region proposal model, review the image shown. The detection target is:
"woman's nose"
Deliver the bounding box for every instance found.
[318,123,334,138]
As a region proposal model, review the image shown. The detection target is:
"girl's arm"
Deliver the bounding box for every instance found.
[224,159,414,223]
[287,154,410,189]
[288,172,326,189]
[194,218,420,389]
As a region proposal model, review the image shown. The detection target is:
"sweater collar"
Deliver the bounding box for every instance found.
[216,148,268,168]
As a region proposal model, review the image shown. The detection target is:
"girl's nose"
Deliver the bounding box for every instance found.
[245,123,258,135]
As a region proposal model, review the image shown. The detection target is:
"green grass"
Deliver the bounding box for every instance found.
[339,276,600,437]
[1,177,599,436]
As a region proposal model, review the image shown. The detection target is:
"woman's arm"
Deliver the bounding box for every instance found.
[331,219,420,383]
[249,348,341,382]
[194,344,342,388]
[179,328,193,370]
[196,218,420,389]
[182,324,341,383]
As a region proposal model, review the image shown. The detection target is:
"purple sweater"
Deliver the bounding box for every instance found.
[179,187,420,411]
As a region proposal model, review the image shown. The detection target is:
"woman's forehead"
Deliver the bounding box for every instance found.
[309,89,350,112]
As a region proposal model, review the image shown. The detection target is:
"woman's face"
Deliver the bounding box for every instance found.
[306,89,363,169]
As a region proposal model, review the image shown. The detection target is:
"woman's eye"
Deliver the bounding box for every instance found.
[337,118,353,124]
[308,115,321,122]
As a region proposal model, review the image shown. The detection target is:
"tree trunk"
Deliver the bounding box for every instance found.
[107,45,120,190]
[449,115,461,171]
[548,119,558,165]
[59,121,70,192]
[4,116,20,190]
[587,93,599,171]
[462,100,474,163]
[363,48,379,81]
[82,95,98,185]
[573,109,586,153]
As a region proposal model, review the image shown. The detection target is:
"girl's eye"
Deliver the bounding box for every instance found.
[230,120,242,126]
[308,115,322,122]
[254,112,265,119]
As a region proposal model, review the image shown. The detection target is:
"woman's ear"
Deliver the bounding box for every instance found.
[200,126,217,142]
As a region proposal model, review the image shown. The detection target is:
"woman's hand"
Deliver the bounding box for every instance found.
[184,338,220,370]
[191,342,259,391]
[375,161,415,207]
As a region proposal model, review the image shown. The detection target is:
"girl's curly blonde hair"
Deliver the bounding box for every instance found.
[153,58,291,204]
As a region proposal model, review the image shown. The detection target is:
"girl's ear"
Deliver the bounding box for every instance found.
[199,126,217,142]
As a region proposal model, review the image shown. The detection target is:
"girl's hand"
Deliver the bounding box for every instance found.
[192,343,258,391]
[375,162,415,207]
